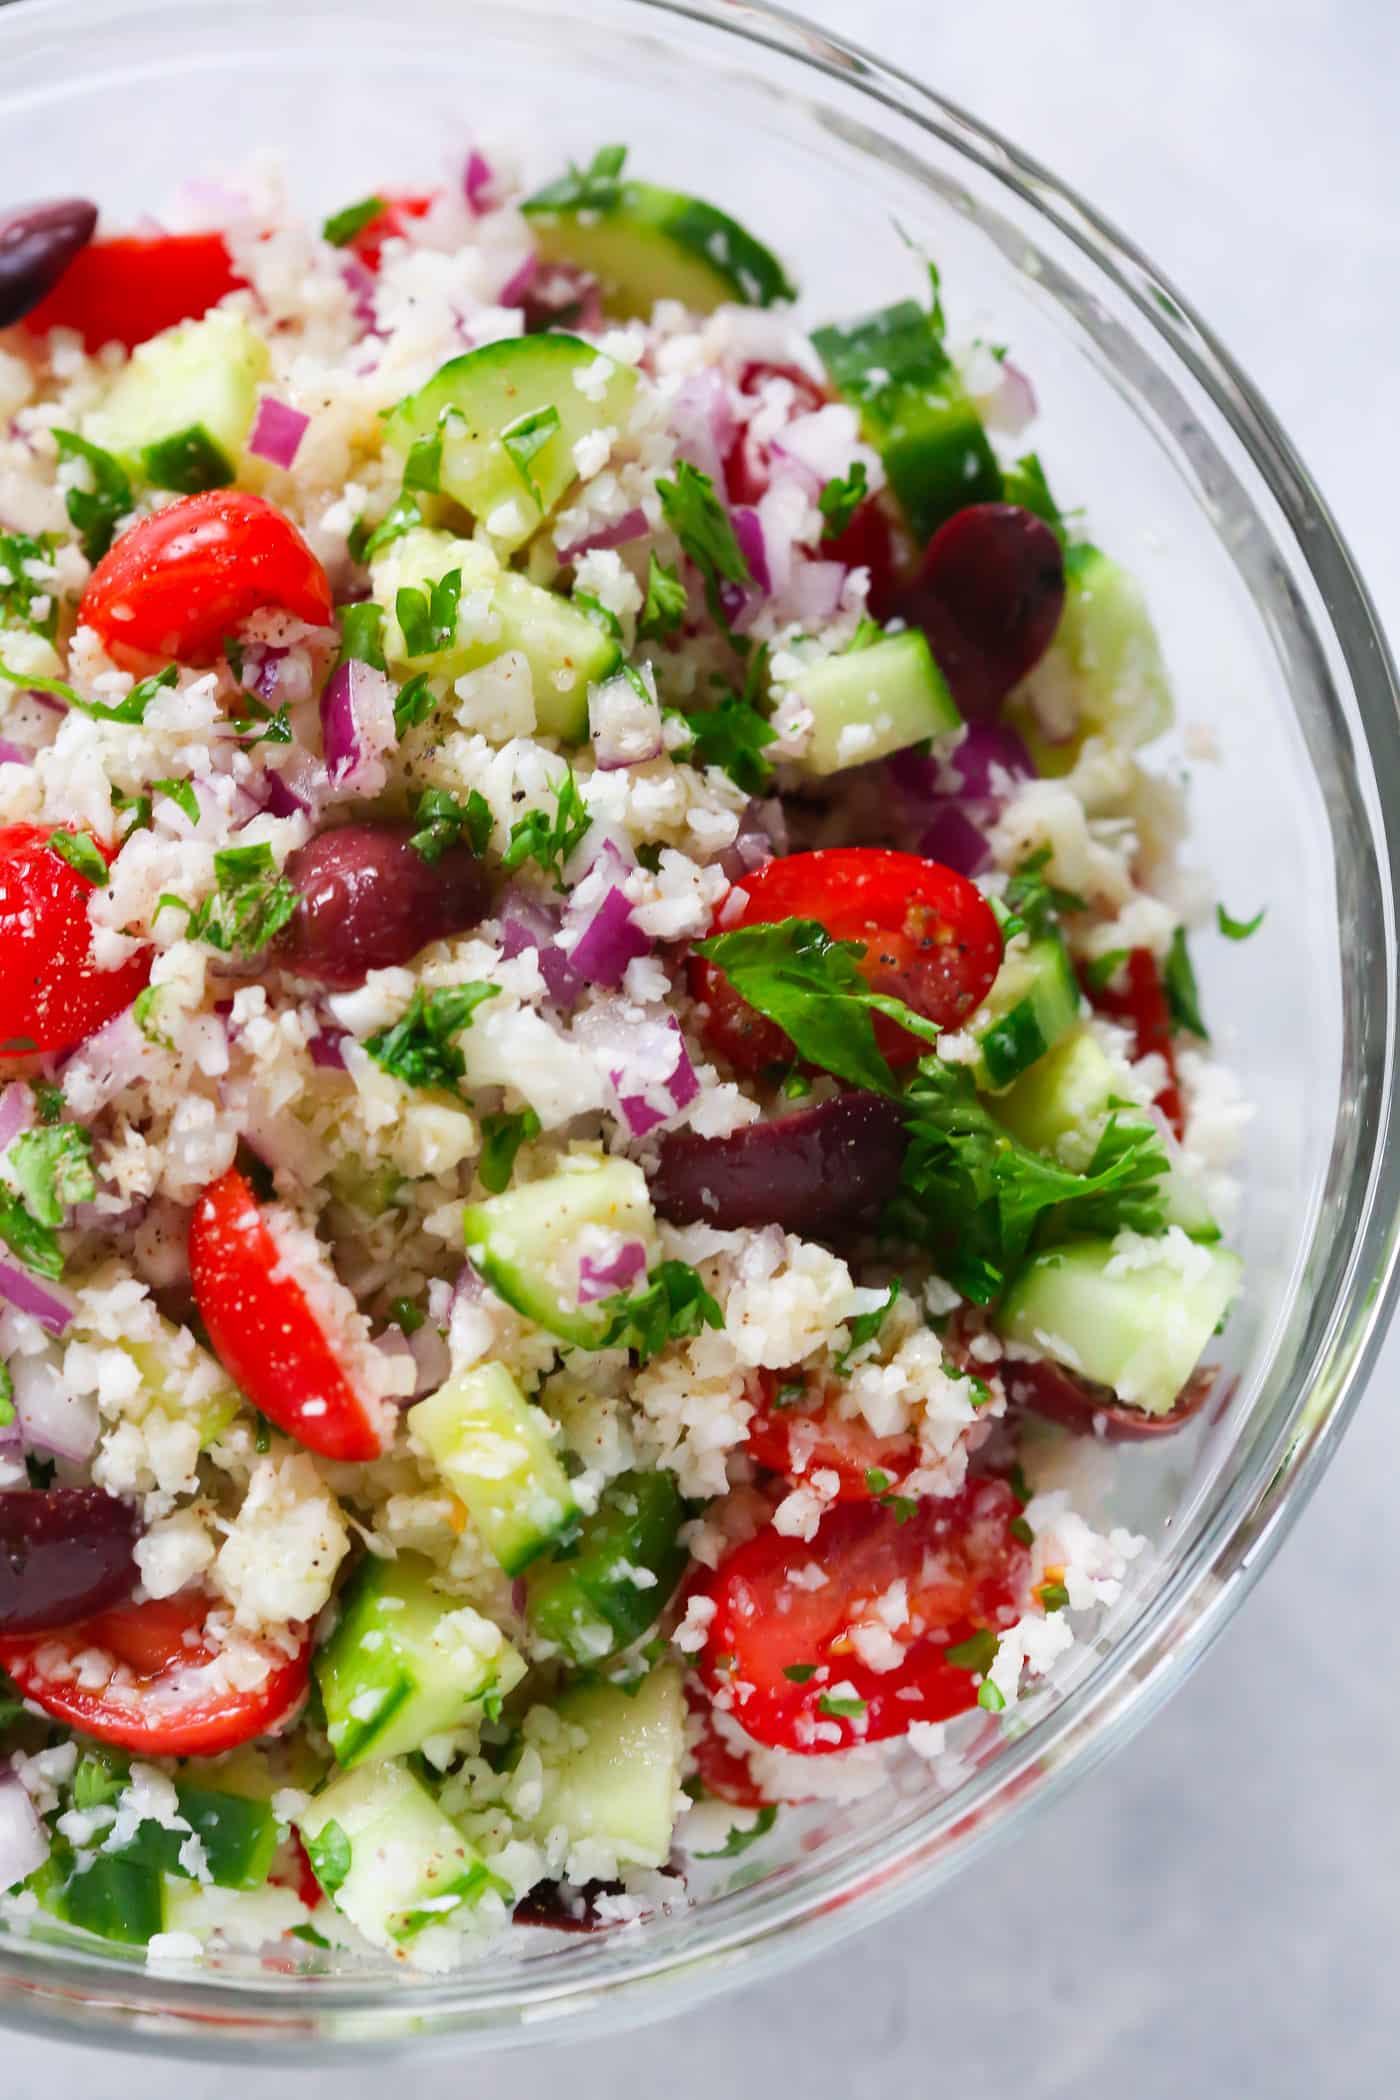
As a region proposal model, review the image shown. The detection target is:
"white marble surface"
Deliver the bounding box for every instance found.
[8,1,1400,2093]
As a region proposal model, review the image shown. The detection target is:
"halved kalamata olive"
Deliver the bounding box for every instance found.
[896,502,1065,720]
[0,1487,141,1633]
[0,199,98,328]
[278,824,490,988]
[513,1879,625,1933]
[1000,1356,1220,1441]
[649,1091,907,1236]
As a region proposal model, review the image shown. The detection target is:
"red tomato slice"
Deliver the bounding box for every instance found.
[747,1370,918,1500]
[23,232,244,351]
[80,490,335,670]
[348,192,436,274]
[0,1589,310,1756]
[697,1479,1029,1752]
[685,1684,775,1810]
[0,823,150,1057]
[1085,947,1185,1138]
[273,1829,324,1912]
[723,360,829,508]
[821,497,904,622]
[189,1167,384,1463]
[692,848,1004,1075]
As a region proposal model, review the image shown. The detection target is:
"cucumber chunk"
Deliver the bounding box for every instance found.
[995,1027,1218,1237]
[30,1846,165,1947]
[996,1235,1241,1416]
[317,1550,527,1766]
[297,1760,496,1948]
[522,177,795,318]
[971,932,1081,1090]
[813,300,1000,543]
[85,310,270,494]
[463,1156,658,1349]
[532,1663,685,1870]
[526,1468,688,1665]
[409,1363,578,1575]
[1010,544,1173,773]
[383,335,636,554]
[790,629,960,777]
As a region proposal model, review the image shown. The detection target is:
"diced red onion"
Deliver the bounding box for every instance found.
[498,252,538,307]
[557,507,649,564]
[976,357,1037,436]
[263,768,311,819]
[59,1004,145,1118]
[770,404,866,486]
[589,671,662,770]
[918,803,993,877]
[69,1193,148,1235]
[729,507,770,597]
[13,1352,95,1456]
[718,801,780,885]
[378,1324,446,1405]
[563,826,635,889]
[943,722,1035,799]
[0,1772,49,1891]
[320,658,398,792]
[565,885,651,989]
[792,559,846,625]
[577,1237,648,1303]
[498,886,562,960]
[0,740,31,766]
[0,1083,34,1154]
[510,1576,528,1615]
[888,724,1035,874]
[464,149,496,215]
[341,255,377,332]
[247,397,309,471]
[308,1029,347,1071]
[608,1015,699,1136]
[670,369,736,489]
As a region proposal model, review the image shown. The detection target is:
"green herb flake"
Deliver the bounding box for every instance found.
[0,530,60,639]
[322,194,387,247]
[0,659,179,727]
[500,404,562,512]
[72,1748,130,1812]
[944,1628,997,1675]
[396,568,463,660]
[656,460,752,631]
[174,842,298,959]
[845,615,883,653]
[1163,925,1209,1038]
[864,1469,892,1496]
[596,1259,723,1366]
[530,143,629,214]
[408,786,492,864]
[402,432,443,495]
[977,1679,1007,1713]
[290,1923,331,1949]
[349,492,425,565]
[679,692,775,796]
[1217,903,1265,942]
[0,1361,13,1429]
[1001,847,1087,943]
[45,828,107,887]
[1038,1580,1070,1612]
[390,1296,425,1335]
[638,551,688,641]
[816,1692,867,1720]
[817,459,868,539]
[694,1805,779,1859]
[305,1819,353,1894]
[834,1283,900,1376]
[393,672,436,740]
[365,982,499,1096]
[501,768,592,892]
[152,778,200,827]
[1083,948,1131,993]
[52,429,132,564]
[6,1123,96,1228]
[782,1663,819,1684]
[338,600,386,672]
[1009,1515,1034,1548]
[1000,452,1065,540]
[478,1107,541,1194]
[32,1083,64,1127]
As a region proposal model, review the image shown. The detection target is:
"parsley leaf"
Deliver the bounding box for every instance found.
[679,693,775,795]
[162,842,297,958]
[305,1819,353,1894]
[1217,903,1264,942]
[1038,1580,1070,1612]
[817,1692,867,1720]
[1001,847,1086,942]
[32,1083,64,1127]
[783,1663,819,1684]
[393,672,436,740]
[1000,452,1066,540]
[500,405,562,512]
[396,568,462,659]
[694,1805,778,1859]
[818,459,868,539]
[0,531,59,638]
[0,1361,12,1430]
[6,1124,96,1228]
[0,1184,63,1280]
[365,983,499,1096]
[151,778,200,827]
[391,1297,424,1335]
[338,600,386,671]
[694,917,941,1094]
[596,1259,723,1365]
[348,492,424,565]
[0,659,178,726]
[1163,925,1209,1038]
[478,1107,541,1194]
[322,195,386,247]
[53,430,132,564]
[45,828,107,886]
[402,432,443,495]
[407,786,492,864]
[833,1282,900,1375]
[530,143,629,213]
[656,461,752,630]
[638,551,688,641]
[1083,948,1130,993]
[501,769,592,891]
[945,1627,997,1675]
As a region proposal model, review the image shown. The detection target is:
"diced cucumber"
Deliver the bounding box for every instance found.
[409,1363,578,1575]
[317,1550,526,1766]
[170,1787,278,1889]
[462,1156,658,1349]
[1010,544,1173,773]
[297,1760,496,1948]
[522,176,795,319]
[30,1845,166,1948]
[813,300,1001,543]
[970,932,1081,1090]
[532,1663,685,1870]
[996,1235,1241,1415]
[84,311,270,493]
[383,336,637,554]
[325,1151,404,1221]
[540,1371,635,1476]
[790,629,960,777]
[994,1027,1217,1237]
[526,1469,688,1666]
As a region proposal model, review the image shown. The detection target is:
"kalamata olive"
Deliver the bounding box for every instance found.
[999,1356,1220,1440]
[649,1090,907,1236]
[896,502,1065,719]
[513,1879,625,1932]
[0,199,98,328]
[278,824,490,989]
[0,1487,141,1633]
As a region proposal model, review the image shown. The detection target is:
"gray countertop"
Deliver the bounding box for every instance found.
[9,1,1399,2092]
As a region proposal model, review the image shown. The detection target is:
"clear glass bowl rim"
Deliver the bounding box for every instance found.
[0,0,1397,2059]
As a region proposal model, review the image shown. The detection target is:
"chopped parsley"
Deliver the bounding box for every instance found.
[532,142,629,214]
[817,459,868,539]
[391,1296,425,1335]
[596,1259,723,1365]
[1217,902,1265,942]
[52,429,132,564]
[817,1692,867,1720]
[782,1663,819,1684]
[500,404,562,512]
[834,1282,900,1375]
[655,460,752,631]
[679,692,775,796]
[0,1361,12,1429]
[32,1083,64,1127]
[158,842,297,959]
[365,983,499,1096]
[638,551,688,641]
[0,530,59,638]
[72,1747,129,1812]
[396,567,462,659]
[1083,948,1130,993]
[978,1679,1007,1713]
[402,432,443,495]
[152,778,200,827]
[322,194,386,247]
[393,672,436,740]
[304,1819,353,1894]
[478,1107,541,1194]
[1009,1514,1034,1547]
[338,600,386,671]
[408,786,492,864]
[694,1805,779,1859]
[1038,1580,1070,1612]
[846,615,883,653]
[1163,925,1209,1038]
[0,659,178,726]
[7,1123,96,1227]
[0,1182,65,1281]
[1000,847,1087,942]
[501,768,592,891]
[348,492,424,565]
[45,828,107,887]
[944,1627,997,1675]
[1000,452,1066,539]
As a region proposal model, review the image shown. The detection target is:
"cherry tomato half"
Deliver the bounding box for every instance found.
[822,497,904,622]
[1085,946,1185,1138]
[23,231,244,351]
[189,1167,384,1463]
[697,1478,1029,1752]
[348,192,436,274]
[0,823,149,1057]
[747,1370,919,1500]
[0,1589,311,1756]
[80,490,335,670]
[685,1683,776,1810]
[691,848,1004,1075]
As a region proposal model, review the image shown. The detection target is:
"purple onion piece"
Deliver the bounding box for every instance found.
[0,1261,74,1335]
[463,149,495,215]
[247,396,310,470]
[729,506,771,596]
[649,1091,907,1236]
[0,740,32,767]
[307,1029,347,1071]
[558,507,648,565]
[917,803,993,877]
[566,887,651,990]
[577,1239,648,1304]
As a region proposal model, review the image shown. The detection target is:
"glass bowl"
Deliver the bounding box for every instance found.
[1,0,1397,2059]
